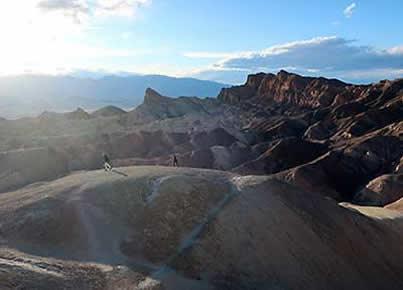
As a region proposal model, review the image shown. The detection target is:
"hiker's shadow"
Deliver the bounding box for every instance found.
[111,169,129,177]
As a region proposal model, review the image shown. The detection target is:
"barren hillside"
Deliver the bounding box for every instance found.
[1,166,403,289]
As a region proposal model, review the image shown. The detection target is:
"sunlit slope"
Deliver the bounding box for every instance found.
[1,166,403,289]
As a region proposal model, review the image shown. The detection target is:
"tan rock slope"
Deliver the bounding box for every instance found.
[1,166,403,289]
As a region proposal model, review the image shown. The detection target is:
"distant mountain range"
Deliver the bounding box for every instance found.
[0,74,229,119]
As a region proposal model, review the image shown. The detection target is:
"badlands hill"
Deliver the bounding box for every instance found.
[0,71,401,203]
[2,166,403,289]
[0,70,402,289]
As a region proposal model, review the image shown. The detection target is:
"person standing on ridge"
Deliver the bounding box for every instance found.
[103,153,113,171]
[172,154,179,167]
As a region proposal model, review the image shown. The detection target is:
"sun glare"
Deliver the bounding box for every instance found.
[0,1,86,75]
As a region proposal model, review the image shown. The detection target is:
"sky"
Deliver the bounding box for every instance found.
[0,0,402,84]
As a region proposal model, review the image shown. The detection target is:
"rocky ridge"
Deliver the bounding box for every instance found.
[1,71,402,205]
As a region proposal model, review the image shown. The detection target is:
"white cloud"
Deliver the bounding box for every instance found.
[188,67,252,85]
[344,2,356,18]
[184,52,238,59]
[212,37,403,72]
[387,45,403,55]
[95,0,151,17]
[37,0,89,24]
[36,0,151,20]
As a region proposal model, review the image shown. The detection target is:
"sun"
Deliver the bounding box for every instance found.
[0,0,86,75]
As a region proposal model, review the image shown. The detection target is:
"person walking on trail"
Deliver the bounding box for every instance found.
[172,154,179,167]
[103,153,113,171]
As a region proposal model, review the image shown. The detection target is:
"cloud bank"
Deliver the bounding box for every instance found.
[187,36,403,84]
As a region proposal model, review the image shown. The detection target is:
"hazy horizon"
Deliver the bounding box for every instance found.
[0,73,229,119]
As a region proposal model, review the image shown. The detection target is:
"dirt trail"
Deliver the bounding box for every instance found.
[0,256,64,278]
[76,203,128,264]
[70,196,159,274]
[71,170,238,287]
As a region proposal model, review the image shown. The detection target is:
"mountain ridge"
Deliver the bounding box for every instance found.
[0,74,229,119]
[218,70,403,109]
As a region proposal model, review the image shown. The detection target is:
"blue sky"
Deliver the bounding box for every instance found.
[0,0,402,84]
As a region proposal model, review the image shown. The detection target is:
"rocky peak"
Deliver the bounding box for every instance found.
[75,107,87,113]
[277,69,296,79]
[144,88,167,106]
[66,107,90,120]
[246,72,268,89]
[91,105,127,118]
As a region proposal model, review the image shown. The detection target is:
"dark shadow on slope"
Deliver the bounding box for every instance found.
[111,169,129,177]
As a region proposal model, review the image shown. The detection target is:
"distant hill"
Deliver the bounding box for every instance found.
[91,105,127,118]
[0,74,229,119]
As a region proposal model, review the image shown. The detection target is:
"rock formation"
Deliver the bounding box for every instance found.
[353,174,403,206]
[0,70,403,289]
[233,137,327,175]
[0,72,402,203]
[218,70,403,110]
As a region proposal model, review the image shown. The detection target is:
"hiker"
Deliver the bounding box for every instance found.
[172,154,179,167]
[103,153,113,171]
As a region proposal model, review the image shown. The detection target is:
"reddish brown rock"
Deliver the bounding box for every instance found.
[218,71,403,113]
[353,174,403,206]
[246,72,268,89]
[233,137,327,175]
[219,70,349,109]
[275,133,402,201]
[191,128,237,150]
[396,157,403,173]
[304,119,337,140]
[217,86,256,104]
[248,117,309,141]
